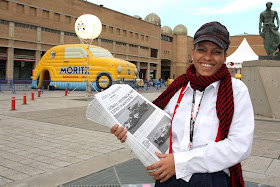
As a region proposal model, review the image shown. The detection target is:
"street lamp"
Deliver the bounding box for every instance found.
[75,14,102,93]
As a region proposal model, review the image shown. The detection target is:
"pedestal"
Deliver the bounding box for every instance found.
[242,60,280,119]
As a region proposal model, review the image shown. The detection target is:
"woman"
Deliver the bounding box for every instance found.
[111,21,254,187]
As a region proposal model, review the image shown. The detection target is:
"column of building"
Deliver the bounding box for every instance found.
[6,22,14,80]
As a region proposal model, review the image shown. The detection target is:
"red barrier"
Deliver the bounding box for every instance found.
[23,93,27,104]
[65,89,68,96]
[31,91,34,100]
[38,89,41,97]
[11,97,15,110]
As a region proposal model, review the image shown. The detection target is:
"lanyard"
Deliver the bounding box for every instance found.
[189,90,205,149]
[169,86,204,153]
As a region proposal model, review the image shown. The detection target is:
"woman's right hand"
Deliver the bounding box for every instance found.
[110,124,128,143]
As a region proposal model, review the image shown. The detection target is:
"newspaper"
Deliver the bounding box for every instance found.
[86,84,171,167]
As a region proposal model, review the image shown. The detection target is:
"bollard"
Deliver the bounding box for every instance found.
[23,93,27,104]
[38,89,41,97]
[11,97,15,110]
[31,91,34,100]
[65,88,68,96]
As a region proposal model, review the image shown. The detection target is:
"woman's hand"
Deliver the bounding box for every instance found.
[146,152,175,183]
[110,124,127,143]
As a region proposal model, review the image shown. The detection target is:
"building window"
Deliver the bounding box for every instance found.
[146,36,149,41]
[54,13,60,21]
[101,38,113,43]
[14,61,34,80]
[164,50,170,54]
[65,15,71,23]
[29,7,36,17]
[117,28,120,35]
[0,0,8,10]
[102,25,106,32]
[109,26,113,33]
[65,32,76,37]
[41,27,59,34]
[0,19,8,25]
[123,30,127,37]
[141,35,144,41]
[129,44,138,48]
[14,22,37,30]
[140,46,149,50]
[151,48,158,58]
[16,3,24,14]
[116,41,126,46]
[161,35,173,42]
[135,33,138,39]
[130,31,133,38]
[42,10,49,19]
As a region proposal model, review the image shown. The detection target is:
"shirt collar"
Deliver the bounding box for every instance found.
[186,80,221,94]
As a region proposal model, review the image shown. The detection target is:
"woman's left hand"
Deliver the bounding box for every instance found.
[146,152,175,183]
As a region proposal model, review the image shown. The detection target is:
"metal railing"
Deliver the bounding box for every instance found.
[0,80,32,93]
[0,79,168,94]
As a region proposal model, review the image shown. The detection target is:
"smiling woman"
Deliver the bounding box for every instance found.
[111,21,254,187]
[192,41,226,77]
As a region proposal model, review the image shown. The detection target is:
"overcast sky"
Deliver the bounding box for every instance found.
[86,0,280,37]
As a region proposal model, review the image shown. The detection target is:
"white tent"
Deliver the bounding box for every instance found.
[226,38,259,68]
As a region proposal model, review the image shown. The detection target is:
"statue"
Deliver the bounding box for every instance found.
[259,2,280,56]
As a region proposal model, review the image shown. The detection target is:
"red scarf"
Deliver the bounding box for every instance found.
[153,64,244,187]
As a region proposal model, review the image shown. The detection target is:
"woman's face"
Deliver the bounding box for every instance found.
[192,41,226,77]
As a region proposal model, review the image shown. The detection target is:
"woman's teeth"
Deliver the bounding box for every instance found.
[202,64,212,67]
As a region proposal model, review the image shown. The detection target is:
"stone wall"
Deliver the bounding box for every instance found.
[242,60,280,118]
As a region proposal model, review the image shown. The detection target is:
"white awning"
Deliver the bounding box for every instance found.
[226,38,259,68]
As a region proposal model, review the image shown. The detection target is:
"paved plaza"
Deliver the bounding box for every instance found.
[0,87,279,187]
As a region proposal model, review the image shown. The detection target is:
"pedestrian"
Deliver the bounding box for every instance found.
[111,21,254,187]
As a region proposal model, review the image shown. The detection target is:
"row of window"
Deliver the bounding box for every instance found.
[101,38,113,43]
[11,1,74,24]
[0,19,78,37]
[5,1,152,45]
[101,40,149,50]
[1,18,152,51]
[41,27,60,34]
[163,50,170,54]
[15,22,37,30]
[103,25,149,42]
[64,32,77,37]
[129,44,138,48]
[0,19,8,25]
[116,41,126,46]
[140,46,149,50]
[11,1,150,43]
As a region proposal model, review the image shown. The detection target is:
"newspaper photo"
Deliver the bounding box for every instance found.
[86,84,171,167]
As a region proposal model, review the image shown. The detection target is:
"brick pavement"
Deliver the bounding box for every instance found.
[0,88,279,187]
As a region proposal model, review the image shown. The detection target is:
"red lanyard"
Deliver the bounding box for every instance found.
[169,86,204,153]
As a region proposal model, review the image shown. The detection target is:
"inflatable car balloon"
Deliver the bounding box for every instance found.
[75,14,102,40]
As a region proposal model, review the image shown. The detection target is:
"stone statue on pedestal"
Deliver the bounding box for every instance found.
[259,2,280,56]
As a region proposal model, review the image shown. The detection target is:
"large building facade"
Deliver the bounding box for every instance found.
[0,0,265,81]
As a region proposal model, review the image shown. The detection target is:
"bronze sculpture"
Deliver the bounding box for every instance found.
[259,2,280,56]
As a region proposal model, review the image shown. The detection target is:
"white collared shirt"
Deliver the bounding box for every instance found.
[163,78,254,182]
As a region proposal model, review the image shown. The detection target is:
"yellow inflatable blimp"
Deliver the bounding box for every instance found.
[31,44,137,91]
